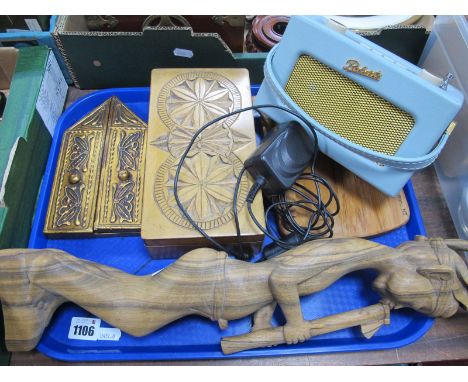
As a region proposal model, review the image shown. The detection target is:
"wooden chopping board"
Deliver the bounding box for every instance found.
[279,154,410,238]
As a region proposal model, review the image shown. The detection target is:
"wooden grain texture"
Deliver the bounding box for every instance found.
[279,154,410,238]
[9,91,466,366]
[142,68,264,252]
[10,165,467,366]
[1,236,466,354]
[222,303,391,354]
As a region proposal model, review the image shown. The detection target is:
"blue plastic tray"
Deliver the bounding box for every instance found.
[28,87,433,362]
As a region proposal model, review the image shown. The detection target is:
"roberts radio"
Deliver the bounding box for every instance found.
[255,16,463,196]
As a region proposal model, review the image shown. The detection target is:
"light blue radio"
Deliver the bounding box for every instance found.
[255,16,464,196]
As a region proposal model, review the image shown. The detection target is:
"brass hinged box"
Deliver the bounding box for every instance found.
[142,68,264,257]
[44,96,148,236]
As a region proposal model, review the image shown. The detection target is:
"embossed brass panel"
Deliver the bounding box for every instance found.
[44,97,147,236]
[142,68,264,253]
[94,100,147,232]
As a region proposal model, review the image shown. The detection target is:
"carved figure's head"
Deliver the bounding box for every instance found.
[375,237,468,318]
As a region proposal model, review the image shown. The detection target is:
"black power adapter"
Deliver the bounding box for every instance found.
[174,104,339,261]
[244,121,316,196]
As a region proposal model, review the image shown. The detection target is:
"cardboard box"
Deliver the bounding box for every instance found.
[0,16,50,33]
[0,47,17,89]
[0,15,72,84]
[53,15,268,89]
[54,15,432,89]
[0,46,67,249]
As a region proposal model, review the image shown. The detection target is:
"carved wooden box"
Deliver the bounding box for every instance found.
[44,97,147,236]
[142,68,264,256]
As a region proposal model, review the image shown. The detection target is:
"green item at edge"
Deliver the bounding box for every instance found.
[0,46,52,249]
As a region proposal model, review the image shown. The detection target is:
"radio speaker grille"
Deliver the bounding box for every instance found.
[285,55,415,156]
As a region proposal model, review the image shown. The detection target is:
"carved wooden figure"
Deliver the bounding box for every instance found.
[0,236,466,354]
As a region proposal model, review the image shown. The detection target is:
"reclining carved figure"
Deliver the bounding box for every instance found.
[0,236,467,353]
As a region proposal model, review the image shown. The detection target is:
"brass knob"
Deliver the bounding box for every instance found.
[118,170,131,181]
[68,172,81,184]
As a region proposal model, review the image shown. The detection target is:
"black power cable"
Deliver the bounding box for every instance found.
[173,104,339,260]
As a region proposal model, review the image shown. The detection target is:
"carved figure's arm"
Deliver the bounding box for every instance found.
[265,238,394,344]
[221,302,391,354]
[268,263,316,344]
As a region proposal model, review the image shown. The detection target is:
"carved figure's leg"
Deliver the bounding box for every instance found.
[1,294,65,351]
[252,302,277,331]
[0,249,190,350]
[26,250,192,337]
[0,249,67,351]
[218,319,229,330]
